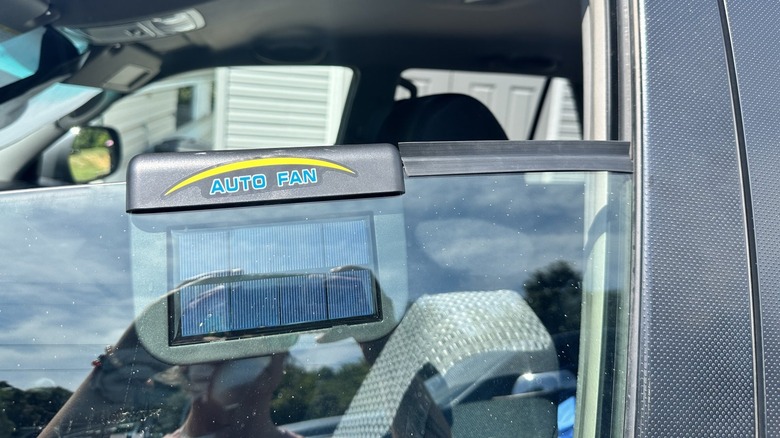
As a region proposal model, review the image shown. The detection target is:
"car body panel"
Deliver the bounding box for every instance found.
[721,1,780,434]
[635,0,756,435]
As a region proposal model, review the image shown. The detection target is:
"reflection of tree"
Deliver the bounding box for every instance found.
[152,390,189,434]
[0,381,72,437]
[6,361,368,435]
[0,378,188,437]
[72,128,111,151]
[523,261,582,335]
[271,362,369,425]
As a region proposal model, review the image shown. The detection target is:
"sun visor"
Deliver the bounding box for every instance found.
[66,45,161,92]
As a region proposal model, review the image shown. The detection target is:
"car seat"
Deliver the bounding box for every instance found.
[333,290,558,438]
[376,93,508,144]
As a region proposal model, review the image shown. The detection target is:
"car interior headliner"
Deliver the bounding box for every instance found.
[50,0,583,80]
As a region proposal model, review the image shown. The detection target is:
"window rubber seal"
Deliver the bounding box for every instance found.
[399,140,632,176]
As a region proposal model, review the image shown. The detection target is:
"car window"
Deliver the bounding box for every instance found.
[0,164,630,437]
[91,66,353,181]
[0,83,100,148]
[0,28,44,88]
[0,0,632,436]
[397,69,581,141]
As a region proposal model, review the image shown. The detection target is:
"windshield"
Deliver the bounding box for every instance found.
[0,29,43,87]
[0,166,630,437]
[0,83,100,148]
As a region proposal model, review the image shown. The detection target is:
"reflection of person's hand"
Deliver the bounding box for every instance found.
[90,328,171,404]
[186,356,272,406]
[171,354,302,438]
[182,362,216,402]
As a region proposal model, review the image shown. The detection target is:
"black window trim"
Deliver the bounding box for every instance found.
[399,140,632,176]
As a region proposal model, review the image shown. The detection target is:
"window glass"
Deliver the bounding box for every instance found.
[0,83,100,148]
[92,66,354,182]
[397,69,582,141]
[0,168,630,437]
[0,28,44,88]
[175,86,195,128]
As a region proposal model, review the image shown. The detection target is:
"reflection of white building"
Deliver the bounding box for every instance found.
[98,66,580,170]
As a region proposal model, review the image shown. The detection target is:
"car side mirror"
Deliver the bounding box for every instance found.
[68,127,121,183]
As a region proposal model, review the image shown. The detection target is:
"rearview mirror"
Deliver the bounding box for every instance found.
[68,127,121,183]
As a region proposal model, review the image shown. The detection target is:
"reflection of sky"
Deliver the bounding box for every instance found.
[0,173,588,392]
[290,335,364,370]
[0,184,132,390]
[404,175,584,297]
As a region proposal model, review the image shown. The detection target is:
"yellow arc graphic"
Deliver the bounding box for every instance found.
[165,157,355,196]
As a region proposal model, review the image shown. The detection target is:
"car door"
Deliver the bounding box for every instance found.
[627,0,780,436]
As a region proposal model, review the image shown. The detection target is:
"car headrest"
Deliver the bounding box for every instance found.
[334,290,556,437]
[377,93,508,144]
